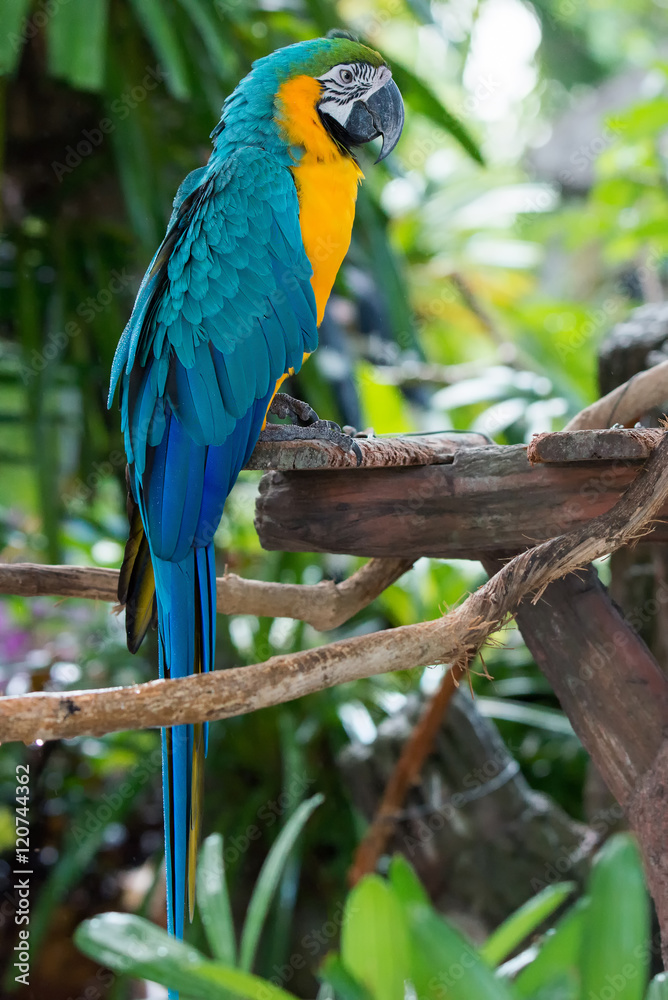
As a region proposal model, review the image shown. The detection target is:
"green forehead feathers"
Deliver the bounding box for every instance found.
[250,35,386,83]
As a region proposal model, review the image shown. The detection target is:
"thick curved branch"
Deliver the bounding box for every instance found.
[3,433,668,745]
[565,358,668,431]
[0,557,413,632]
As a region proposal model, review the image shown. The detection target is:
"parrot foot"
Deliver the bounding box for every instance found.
[262,403,363,466]
[267,393,320,426]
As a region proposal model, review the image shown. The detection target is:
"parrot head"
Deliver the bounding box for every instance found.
[308,32,404,162]
[215,33,404,165]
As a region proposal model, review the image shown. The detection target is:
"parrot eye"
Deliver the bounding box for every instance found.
[339,68,354,84]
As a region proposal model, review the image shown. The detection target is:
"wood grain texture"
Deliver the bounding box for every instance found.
[527,427,664,464]
[5,433,668,745]
[255,435,668,558]
[483,558,668,965]
[246,431,488,470]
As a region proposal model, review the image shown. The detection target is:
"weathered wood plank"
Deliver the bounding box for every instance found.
[246,431,487,471]
[254,435,668,558]
[248,427,664,472]
[483,556,668,964]
[528,427,664,464]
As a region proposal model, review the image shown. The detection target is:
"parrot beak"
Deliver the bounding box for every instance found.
[343,77,404,163]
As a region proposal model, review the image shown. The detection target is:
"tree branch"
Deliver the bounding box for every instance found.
[0,557,413,633]
[565,358,668,431]
[3,432,668,745]
[347,656,469,887]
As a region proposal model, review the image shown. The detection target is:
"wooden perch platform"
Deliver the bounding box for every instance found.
[246,430,488,471]
[254,428,668,558]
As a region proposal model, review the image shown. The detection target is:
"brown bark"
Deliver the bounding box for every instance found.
[3,432,668,745]
[347,659,468,887]
[565,357,668,431]
[255,430,667,559]
[0,557,413,632]
[246,430,486,471]
[485,561,668,966]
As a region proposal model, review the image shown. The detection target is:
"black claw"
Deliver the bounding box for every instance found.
[268,393,319,427]
[259,416,365,463]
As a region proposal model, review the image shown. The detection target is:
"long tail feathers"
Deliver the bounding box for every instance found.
[153,545,216,944]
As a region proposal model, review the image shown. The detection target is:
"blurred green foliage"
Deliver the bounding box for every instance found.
[2,0,668,995]
[75,836,656,1000]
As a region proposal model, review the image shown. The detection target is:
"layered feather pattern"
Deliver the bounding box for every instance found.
[110,145,317,951]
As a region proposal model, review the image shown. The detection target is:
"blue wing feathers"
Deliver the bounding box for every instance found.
[110,146,318,948]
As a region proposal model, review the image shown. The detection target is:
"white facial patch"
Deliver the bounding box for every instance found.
[317,63,392,125]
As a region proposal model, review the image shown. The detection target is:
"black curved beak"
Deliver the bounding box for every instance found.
[344,77,404,163]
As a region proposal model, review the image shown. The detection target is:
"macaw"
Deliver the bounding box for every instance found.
[109,32,404,955]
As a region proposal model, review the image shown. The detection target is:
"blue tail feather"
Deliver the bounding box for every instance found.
[153,544,216,954]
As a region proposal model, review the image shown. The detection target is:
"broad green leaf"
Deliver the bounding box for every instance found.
[0,0,32,75]
[518,976,578,1000]
[388,854,430,909]
[354,188,422,357]
[176,0,239,78]
[319,954,376,1000]
[581,834,649,1000]
[75,912,300,1000]
[262,713,309,977]
[341,876,411,1000]
[128,0,191,100]
[106,44,165,252]
[480,882,575,966]
[647,973,668,999]
[197,834,237,965]
[514,899,587,999]
[407,904,514,1000]
[46,0,109,91]
[239,793,324,971]
[388,61,484,165]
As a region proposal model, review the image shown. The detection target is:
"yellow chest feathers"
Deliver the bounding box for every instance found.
[276,75,363,325]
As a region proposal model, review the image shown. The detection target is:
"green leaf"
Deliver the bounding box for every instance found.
[106,43,165,253]
[513,899,587,999]
[407,904,515,1000]
[0,0,32,76]
[197,833,237,966]
[480,882,575,966]
[46,0,109,91]
[518,976,578,1000]
[319,954,376,1000]
[341,876,411,1000]
[239,792,324,971]
[647,973,668,999]
[128,0,191,100]
[354,188,422,358]
[580,834,649,1000]
[176,0,238,79]
[75,912,300,1000]
[388,61,484,165]
[387,854,430,909]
